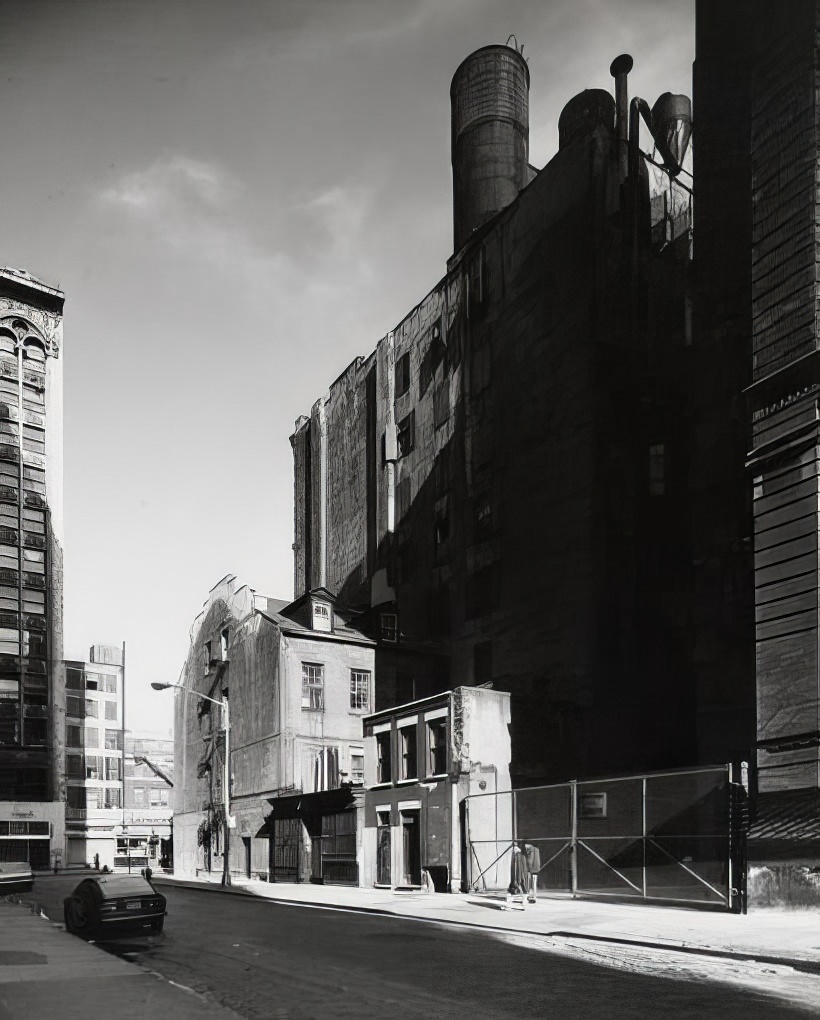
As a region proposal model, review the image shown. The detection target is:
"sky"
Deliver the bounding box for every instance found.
[0,0,694,734]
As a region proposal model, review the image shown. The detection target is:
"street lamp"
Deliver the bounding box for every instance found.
[152,681,232,886]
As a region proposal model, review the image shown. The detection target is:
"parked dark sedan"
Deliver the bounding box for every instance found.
[0,861,34,894]
[63,874,166,939]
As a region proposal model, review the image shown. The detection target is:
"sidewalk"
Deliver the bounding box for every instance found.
[155,872,820,973]
[0,897,243,1020]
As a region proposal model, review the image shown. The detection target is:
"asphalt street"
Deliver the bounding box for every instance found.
[17,875,813,1019]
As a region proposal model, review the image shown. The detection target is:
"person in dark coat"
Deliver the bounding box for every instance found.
[523,842,541,902]
[505,843,530,909]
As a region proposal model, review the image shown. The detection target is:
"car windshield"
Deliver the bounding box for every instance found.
[94,876,152,898]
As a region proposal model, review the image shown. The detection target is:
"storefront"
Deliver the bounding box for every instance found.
[263,787,362,885]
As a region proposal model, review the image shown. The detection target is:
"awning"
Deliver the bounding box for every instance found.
[256,787,356,835]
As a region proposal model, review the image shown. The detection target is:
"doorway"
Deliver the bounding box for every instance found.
[401,809,421,886]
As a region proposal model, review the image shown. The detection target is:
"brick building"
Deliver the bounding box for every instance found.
[291,44,704,786]
[695,0,820,857]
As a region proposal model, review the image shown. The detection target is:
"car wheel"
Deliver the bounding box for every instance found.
[64,894,94,936]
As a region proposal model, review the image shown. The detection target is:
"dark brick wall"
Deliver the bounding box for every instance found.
[293,103,702,785]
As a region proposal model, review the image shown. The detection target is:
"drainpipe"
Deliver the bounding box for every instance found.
[384,331,397,534]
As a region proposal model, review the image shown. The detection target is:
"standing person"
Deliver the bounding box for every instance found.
[94,853,100,871]
[523,843,541,902]
[505,843,530,910]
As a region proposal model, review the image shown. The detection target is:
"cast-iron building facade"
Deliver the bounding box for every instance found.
[0,268,64,871]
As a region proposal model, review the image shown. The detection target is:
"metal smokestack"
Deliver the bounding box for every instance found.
[609,53,633,180]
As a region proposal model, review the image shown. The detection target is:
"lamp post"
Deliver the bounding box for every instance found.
[151,681,231,886]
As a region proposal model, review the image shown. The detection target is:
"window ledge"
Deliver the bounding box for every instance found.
[396,778,418,785]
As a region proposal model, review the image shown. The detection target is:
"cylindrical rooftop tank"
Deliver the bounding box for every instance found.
[451,44,530,254]
[558,89,615,150]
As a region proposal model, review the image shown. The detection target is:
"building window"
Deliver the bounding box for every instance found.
[649,443,665,496]
[100,675,118,695]
[474,493,492,541]
[433,379,449,428]
[301,662,324,711]
[396,476,411,520]
[84,699,98,719]
[313,746,339,792]
[380,612,398,643]
[220,627,229,661]
[349,670,370,711]
[104,787,121,810]
[434,496,449,556]
[427,718,447,776]
[84,727,100,749]
[67,786,86,809]
[376,731,392,784]
[349,749,364,785]
[149,787,169,807]
[400,725,417,780]
[66,754,84,779]
[204,641,212,674]
[397,412,415,457]
[85,756,102,780]
[474,640,493,685]
[311,601,332,633]
[376,810,391,885]
[133,786,145,807]
[104,700,117,721]
[104,729,122,751]
[395,352,410,398]
[105,756,122,781]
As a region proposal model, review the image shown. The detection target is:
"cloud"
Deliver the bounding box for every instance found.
[100,154,239,215]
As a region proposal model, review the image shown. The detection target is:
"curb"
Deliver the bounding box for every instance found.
[153,877,820,976]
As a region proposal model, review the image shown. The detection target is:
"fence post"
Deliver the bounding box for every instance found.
[570,780,578,897]
[642,775,647,901]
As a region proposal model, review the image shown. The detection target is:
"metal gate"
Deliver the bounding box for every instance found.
[314,811,358,885]
[465,764,748,912]
[271,818,300,882]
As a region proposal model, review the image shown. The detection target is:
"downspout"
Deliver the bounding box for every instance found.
[318,399,328,589]
[385,331,396,534]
